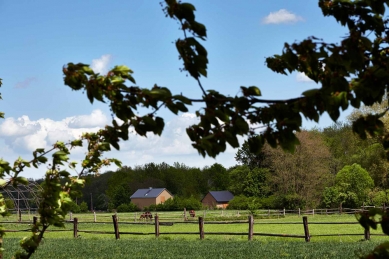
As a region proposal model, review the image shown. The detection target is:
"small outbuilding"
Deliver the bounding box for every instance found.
[130,187,173,210]
[201,191,234,209]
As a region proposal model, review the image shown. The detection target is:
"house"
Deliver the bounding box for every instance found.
[130,187,173,210]
[201,191,234,209]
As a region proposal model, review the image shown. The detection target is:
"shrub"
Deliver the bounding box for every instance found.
[68,201,81,213]
[227,195,261,210]
[117,203,130,212]
[276,194,306,210]
[368,189,389,207]
[258,195,278,209]
[321,187,340,208]
[4,199,14,210]
[227,195,249,210]
[79,201,89,213]
[148,196,201,211]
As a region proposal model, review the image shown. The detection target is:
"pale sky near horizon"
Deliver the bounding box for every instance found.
[0,1,353,179]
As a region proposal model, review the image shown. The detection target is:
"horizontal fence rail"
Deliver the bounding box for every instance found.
[1,213,379,242]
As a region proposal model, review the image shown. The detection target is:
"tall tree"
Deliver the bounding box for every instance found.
[336,163,374,208]
[202,163,229,191]
[263,131,332,207]
[228,165,269,198]
[235,142,266,169]
[322,123,389,187]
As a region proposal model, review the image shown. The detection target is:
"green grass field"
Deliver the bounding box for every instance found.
[1,212,388,258]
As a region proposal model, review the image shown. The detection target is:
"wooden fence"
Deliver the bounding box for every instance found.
[3,206,376,223]
[0,215,380,242]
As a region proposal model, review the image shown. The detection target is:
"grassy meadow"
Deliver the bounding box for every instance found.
[1,211,388,258]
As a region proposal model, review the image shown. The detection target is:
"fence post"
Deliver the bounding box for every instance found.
[283,208,285,217]
[198,217,204,240]
[183,208,187,221]
[312,209,315,216]
[94,211,97,222]
[18,210,21,222]
[339,203,343,214]
[203,210,206,219]
[364,227,370,241]
[33,216,38,227]
[73,217,78,238]
[33,216,38,235]
[326,209,328,215]
[237,211,240,217]
[155,215,160,238]
[248,215,254,241]
[268,209,270,218]
[303,216,310,242]
[69,212,72,221]
[112,214,120,240]
[135,212,137,223]
[298,208,300,216]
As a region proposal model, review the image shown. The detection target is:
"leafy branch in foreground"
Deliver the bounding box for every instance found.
[0,94,122,259]
[4,0,389,257]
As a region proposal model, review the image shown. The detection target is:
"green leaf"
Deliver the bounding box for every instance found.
[70,139,83,147]
[0,179,7,187]
[302,89,319,97]
[37,156,48,163]
[81,66,94,75]
[247,86,261,96]
[14,177,28,185]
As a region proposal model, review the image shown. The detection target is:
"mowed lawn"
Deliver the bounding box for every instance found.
[1,212,388,258]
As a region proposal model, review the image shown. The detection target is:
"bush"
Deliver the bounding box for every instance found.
[227,195,249,210]
[117,203,139,212]
[321,187,340,208]
[276,194,306,209]
[147,196,201,211]
[4,199,14,210]
[117,203,129,212]
[227,195,262,210]
[79,201,89,213]
[368,189,389,207]
[68,201,81,213]
[258,195,278,209]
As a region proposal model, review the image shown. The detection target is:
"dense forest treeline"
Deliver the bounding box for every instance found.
[69,119,389,212]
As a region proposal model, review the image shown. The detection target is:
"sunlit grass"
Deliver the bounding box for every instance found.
[1,212,388,258]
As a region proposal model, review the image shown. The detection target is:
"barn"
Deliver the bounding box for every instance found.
[201,191,234,209]
[130,187,173,210]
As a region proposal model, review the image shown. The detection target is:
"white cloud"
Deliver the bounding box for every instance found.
[0,111,239,178]
[296,72,313,83]
[0,109,106,153]
[90,54,112,74]
[68,110,108,128]
[0,116,40,137]
[262,9,303,24]
[14,77,37,89]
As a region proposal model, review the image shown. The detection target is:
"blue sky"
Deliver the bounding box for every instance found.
[0,1,353,178]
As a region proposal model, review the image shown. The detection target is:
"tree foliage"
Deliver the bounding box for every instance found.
[263,131,332,208]
[336,163,374,207]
